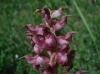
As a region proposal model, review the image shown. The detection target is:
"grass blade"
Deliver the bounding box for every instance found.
[73,0,99,55]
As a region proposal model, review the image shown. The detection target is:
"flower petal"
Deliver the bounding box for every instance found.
[45,34,57,49]
[19,55,37,64]
[54,15,67,30]
[58,36,69,45]
[32,35,40,44]
[33,44,40,54]
[60,44,70,52]
[35,8,51,20]
[65,31,77,41]
[51,7,66,18]
[35,56,44,65]
[57,52,68,66]
[22,24,35,31]
[35,8,53,27]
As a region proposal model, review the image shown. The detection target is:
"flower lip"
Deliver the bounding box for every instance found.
[57,52,68,66]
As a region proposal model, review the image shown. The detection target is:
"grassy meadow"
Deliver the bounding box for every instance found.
[0,0,100,74]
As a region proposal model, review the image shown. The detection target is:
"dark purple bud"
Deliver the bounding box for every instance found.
[66,50,76,71]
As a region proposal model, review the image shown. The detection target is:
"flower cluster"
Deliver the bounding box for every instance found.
[20,7,87,74]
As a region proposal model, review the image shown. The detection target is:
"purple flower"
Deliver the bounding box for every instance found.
[57,52,68,66]
[35,7,70,31]
[19,55,49,70]
[20,7,86,74]
[23,24,57,54]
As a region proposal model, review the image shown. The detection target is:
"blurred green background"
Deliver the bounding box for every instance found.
[0,0,100,74]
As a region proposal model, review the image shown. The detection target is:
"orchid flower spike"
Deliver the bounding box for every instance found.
[20,7,86,74]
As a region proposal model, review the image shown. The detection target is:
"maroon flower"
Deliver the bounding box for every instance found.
[23,24,57,54]
[57,52,68,66]
[19,55,49,70]
[35,7,69,30]
[20,7,86,74]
